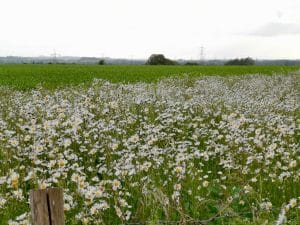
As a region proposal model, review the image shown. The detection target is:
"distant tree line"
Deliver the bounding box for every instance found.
[98,59,106,65]
[145,55,257,66]
[184,62,199,66]
[1,56,300,66]
[145,54,178,65]
[225,57,255,66]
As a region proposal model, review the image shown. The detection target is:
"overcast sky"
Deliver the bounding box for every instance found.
[1,0,300,59]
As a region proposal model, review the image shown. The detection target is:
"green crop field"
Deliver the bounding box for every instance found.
[0,65,299,225]
[0,64,299,89]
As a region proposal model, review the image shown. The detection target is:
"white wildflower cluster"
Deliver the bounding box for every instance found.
[8,213,30,225]
[275,198,299,225]
[0,74,299,224]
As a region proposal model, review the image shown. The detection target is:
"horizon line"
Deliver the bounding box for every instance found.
[1,55,300,61]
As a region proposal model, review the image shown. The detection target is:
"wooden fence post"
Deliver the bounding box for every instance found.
[30,188,65,225]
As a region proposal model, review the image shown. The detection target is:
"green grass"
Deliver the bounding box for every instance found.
[0,64,299,90]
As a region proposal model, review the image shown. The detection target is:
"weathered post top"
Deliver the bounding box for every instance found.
[30,188,65,225]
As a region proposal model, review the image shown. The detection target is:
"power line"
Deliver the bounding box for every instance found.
[200,46,205,61]
[50,49,60,63]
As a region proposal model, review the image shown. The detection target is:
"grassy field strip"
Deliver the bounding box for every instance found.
[0,65,299,89]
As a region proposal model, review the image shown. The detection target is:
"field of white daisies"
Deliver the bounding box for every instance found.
[0,74,299,225]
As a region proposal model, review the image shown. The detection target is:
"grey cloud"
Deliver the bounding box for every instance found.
[251,22,300,36]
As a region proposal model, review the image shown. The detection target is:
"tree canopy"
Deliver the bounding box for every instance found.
[225,57,255,66]
[146,54,177,65]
